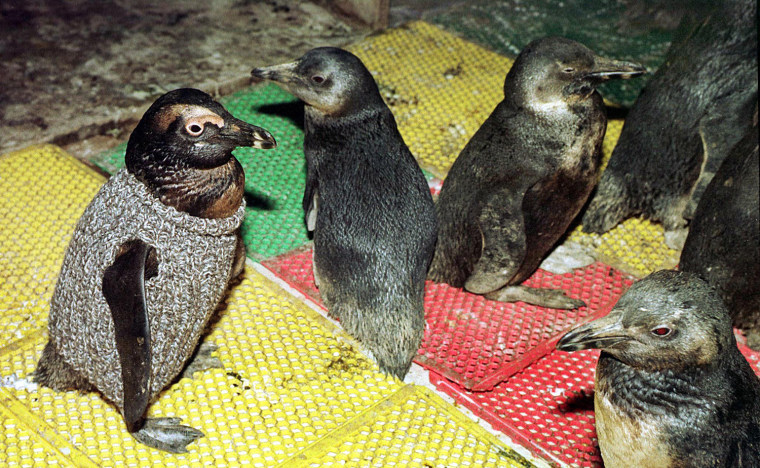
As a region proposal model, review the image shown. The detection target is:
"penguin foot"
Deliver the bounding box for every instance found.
[131,417,204,453]
[485,285,586,309]
[664,227,689,250]
[464,271,510,295]
[179,341,222,380]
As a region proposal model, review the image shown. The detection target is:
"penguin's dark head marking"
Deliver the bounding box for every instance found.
[557,270,733,371]
[127,88,276,171]
[505,37,645,108]
[251,47,385,117]
[125,88,277,218]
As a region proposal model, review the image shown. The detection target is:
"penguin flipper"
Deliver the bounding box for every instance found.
[103,240,204,453]
[684,96,756,221]
[465,194,525,294]
[102,239,155,432]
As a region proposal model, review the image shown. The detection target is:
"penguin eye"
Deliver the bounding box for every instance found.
[562,67,575,73]
[651,327,672,337]
[185,123,204,136]
[311,75,325,84]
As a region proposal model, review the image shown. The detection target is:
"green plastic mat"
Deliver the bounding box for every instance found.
[90,83,312,260]
[430,0,678,107]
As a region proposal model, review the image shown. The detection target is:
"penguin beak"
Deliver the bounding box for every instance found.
[221,118,277,150]
[556,310,631,352]
[251,61,300,85]
[585,56,647,82]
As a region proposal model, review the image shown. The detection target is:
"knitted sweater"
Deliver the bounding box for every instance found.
[47,169,244,411]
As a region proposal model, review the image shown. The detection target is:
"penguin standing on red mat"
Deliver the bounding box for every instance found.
[34,88,277,453]
[428,37,645,309]
[252,47,437,380]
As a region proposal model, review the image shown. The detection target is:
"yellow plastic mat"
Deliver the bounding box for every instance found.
[0,144,535,467]
[0,145,105,350]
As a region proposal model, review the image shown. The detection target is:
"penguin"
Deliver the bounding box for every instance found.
[582,0,757,249]
[251,47,437,379]
[557,270,760,468]
[428,37,645,309]
[680,112,760,348]
[34,88,277,453]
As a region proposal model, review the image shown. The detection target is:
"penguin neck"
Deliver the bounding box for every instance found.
[304,101,387,126]
[304,104,395,157]
[505,81,599,121]
[127,155,245,219]
[596,351,733,419]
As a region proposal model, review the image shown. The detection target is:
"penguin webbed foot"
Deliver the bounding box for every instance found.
[485,285,586,309]
[179,341,223,380]
[131,417,204,453]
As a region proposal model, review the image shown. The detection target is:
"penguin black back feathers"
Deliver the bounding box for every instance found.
[680,114,760,348]
[252,48,437,379]
[34,88,276,453]
[582,0,758,248]
[428,37,645,309]
[558,270,760,467]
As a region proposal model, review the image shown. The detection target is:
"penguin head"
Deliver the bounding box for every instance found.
[504,37,645,106]
[126,88,276,173]
[557,270,735,371]
[251,47,385,117]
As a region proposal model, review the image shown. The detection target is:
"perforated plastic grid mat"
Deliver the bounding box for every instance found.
[430,340,760,468]
[262,245,635,391]
[0,145,535,467]
[0,145,105,350]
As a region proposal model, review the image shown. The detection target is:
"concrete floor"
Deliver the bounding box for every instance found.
[0,0,373,159]
[0,0,486,160]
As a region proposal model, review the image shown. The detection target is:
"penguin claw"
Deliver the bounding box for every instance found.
[131,417,204,453]
[485,285,586,310]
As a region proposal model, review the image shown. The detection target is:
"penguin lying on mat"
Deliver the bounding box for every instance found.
[429,37,645,309]
[558,270,760,468]
[252,48,437,380]
[34,88,277,453]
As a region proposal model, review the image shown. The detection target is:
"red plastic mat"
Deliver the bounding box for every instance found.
[263,245,634,391]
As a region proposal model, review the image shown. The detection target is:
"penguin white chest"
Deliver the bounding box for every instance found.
[595,391,674,468]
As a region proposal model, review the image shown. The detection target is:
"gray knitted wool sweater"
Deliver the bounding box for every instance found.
[47,168,244,411]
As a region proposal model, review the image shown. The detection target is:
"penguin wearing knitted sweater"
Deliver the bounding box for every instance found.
[34,88,276,453]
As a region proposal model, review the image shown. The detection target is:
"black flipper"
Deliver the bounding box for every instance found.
[102,239,154,433]
[464,192,526,294]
